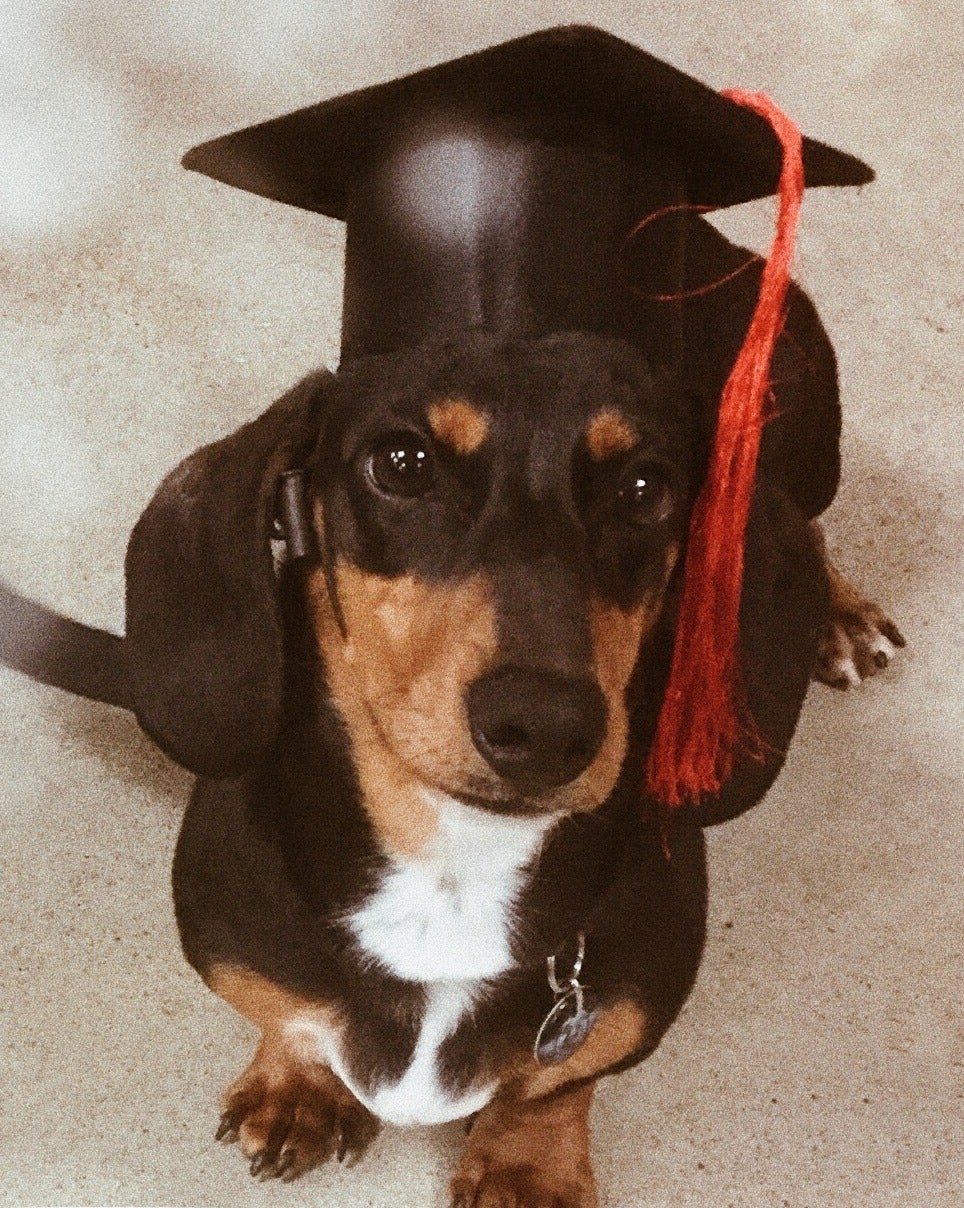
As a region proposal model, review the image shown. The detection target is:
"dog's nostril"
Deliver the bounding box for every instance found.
[466,666,608,793]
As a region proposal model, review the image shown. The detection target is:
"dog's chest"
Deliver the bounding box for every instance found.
[311,795,554,1125]
[349,792,554,981]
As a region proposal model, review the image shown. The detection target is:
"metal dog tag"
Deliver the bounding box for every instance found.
[533,931,600,1066]
[534,983,601,1065]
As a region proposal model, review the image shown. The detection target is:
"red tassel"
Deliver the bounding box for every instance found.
[645,91,805,809]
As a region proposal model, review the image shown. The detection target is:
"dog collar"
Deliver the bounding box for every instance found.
[533,931,601,1066]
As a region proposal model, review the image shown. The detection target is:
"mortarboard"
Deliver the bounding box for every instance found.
[181,25,871,809]
[182,24,870,372]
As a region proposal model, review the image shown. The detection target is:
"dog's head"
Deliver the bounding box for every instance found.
[126,332,694,822]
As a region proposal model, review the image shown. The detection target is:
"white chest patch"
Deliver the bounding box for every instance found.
[295,979,495,1126]
[315,791,557,1125]
[347,790,555,982]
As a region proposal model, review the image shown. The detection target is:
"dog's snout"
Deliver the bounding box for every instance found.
[466,666,607,793]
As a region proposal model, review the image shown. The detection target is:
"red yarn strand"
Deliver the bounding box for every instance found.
[625,201,764,303]
[646,91,805,809]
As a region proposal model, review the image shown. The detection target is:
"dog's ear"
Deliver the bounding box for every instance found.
[682,482,829,826]
[125,371,332,777]
[635,481,828,827]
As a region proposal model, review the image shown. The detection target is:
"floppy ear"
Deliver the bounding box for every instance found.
[686,481,829,825]
[636,480,829,826]
[124,371,332,777]
[681,480,835,831]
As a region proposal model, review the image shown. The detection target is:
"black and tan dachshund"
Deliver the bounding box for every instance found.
[122,259,901,1206]
[0,25,905,1206]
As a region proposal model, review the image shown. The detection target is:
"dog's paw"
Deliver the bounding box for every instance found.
[451,1161,598,1208]
[815,593,906,690]
[216,1060,379,1181]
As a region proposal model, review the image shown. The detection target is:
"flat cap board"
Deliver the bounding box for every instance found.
[182,24,873,217]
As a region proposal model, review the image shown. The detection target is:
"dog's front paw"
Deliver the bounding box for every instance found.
[451,1160,598,1208]
[217,1058,379,1181]
[816,593,906,689]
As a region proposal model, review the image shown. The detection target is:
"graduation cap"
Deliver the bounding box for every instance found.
[183,24,869,368]
[182,25,871,809]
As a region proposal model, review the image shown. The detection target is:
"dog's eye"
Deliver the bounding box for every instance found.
[614,463,673,526]
[366,433,436,498]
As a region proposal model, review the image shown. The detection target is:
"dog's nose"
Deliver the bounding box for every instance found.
[466,665,608,793]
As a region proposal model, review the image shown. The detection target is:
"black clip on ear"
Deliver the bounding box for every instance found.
[274,470,317,562]
[274,469,347,637]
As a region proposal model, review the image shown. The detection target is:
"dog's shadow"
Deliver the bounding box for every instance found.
[42,686,191,809]
[824,420,959,620]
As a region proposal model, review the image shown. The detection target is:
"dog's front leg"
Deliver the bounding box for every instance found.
[208,965,380,1181]
[810,519,906,687]
[451,1082,598,1208]
[451,994,650,1207]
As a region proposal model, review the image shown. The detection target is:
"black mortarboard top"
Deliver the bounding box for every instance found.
[182,24,872,370]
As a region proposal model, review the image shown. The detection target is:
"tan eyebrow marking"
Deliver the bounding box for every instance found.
[426,398,490,456]
[585,408,639,461]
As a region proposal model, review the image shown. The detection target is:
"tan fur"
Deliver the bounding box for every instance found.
[208,965,343,1068]
[427,397,490,455]
[585,407,639,461]
[307,481,681,844]
[809,519,905,686]
[223,1042,374,1171]
[209,963,320,1032]
[521,998,648,1100]
[808,521,864,613]
[209,966,377,1176]
[308,550,500,854]
[452,1082,598,1208]
[822,547,873,619]
[452,998,646,1206]
[578,548,679,809]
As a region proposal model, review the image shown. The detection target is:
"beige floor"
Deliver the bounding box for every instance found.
[1,3,961,1206]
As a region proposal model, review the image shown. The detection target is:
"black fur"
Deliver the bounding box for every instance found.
[128,229,834,1112]
[124,371,331,777]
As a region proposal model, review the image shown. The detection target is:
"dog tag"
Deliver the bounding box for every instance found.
[534,984,601,1066]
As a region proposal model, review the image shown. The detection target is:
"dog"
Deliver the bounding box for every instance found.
[0,25,900,1204]
[122,247,903,1206]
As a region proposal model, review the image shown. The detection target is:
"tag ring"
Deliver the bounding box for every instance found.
[547,930,586,995]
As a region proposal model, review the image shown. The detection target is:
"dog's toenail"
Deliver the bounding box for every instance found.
[215,1112,238,1142]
